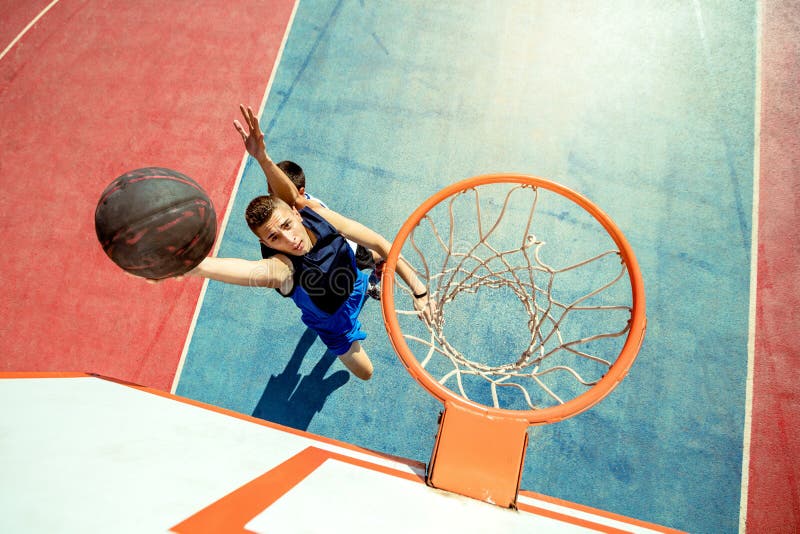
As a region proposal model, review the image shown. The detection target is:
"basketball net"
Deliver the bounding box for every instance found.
[382,174,646,508]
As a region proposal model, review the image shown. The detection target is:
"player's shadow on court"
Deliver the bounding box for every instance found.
[251,328,350,431]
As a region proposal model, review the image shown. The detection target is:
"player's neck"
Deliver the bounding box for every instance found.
[305,227,317,249]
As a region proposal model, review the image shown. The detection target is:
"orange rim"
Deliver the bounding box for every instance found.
[381,174,646,425]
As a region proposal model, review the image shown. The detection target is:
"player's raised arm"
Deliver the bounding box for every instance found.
[233,105,308,209]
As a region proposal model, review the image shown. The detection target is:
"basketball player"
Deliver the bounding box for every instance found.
[186,105,432,381]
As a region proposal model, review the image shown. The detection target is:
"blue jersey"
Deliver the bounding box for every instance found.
[261,207,369,355]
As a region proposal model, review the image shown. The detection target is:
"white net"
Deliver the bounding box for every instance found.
[390,181,636,413]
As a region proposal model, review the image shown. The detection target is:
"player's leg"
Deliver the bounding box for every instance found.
[337,341,373,380]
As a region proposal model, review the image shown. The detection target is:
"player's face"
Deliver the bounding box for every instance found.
[257,205,312,255]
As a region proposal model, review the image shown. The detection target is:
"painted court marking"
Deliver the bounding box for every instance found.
[739,0,763,529]
[0,0,61,62]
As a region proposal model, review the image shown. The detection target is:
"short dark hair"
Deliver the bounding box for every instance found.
[276,160,305,190]
[245,195,289,234]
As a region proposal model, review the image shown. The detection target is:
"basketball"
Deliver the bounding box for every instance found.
[95,167,217,279]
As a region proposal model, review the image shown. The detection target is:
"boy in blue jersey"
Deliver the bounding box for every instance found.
[187,105,431,380]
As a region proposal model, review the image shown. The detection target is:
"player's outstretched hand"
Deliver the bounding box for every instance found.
[234,104,268,163]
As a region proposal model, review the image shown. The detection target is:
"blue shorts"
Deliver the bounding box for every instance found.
[291,269,370,355]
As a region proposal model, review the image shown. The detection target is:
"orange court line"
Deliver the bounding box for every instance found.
[170,446,425,533]
[0,371,92,379]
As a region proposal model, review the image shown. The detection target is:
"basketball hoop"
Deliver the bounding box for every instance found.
[381,174,646,507]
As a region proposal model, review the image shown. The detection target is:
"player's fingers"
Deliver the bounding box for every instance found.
[233,120,247,140]
[247,106,259,129]
[124,271,154,284]
[419,310,431,326]
[422,300,436,326]
[414,297,431,325]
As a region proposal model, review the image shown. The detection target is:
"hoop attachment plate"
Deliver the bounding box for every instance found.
[428,402,528,508]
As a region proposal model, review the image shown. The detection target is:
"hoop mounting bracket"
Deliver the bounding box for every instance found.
[427,401,529,508]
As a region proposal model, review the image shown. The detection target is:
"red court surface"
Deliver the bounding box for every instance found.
[0,0,296,390]
[747,1,800,529]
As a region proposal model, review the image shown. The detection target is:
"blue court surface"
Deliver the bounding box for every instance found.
[175,2,756,532]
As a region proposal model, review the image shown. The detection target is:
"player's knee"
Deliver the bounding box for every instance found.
[351,356,373,381]
[339,343,373,380]
[354,365,373,381]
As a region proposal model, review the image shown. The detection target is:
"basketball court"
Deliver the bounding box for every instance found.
[1,1,798,533]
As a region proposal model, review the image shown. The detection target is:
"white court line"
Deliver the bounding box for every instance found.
[0,0,62,62]
[692,2,761,530]
[739,0,762,531]
[691,0,713,66]
[171,0,301,394]
[517,494,670,534]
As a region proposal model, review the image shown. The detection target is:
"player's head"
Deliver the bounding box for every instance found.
[245,196,312,255]
[277,160,306,195]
